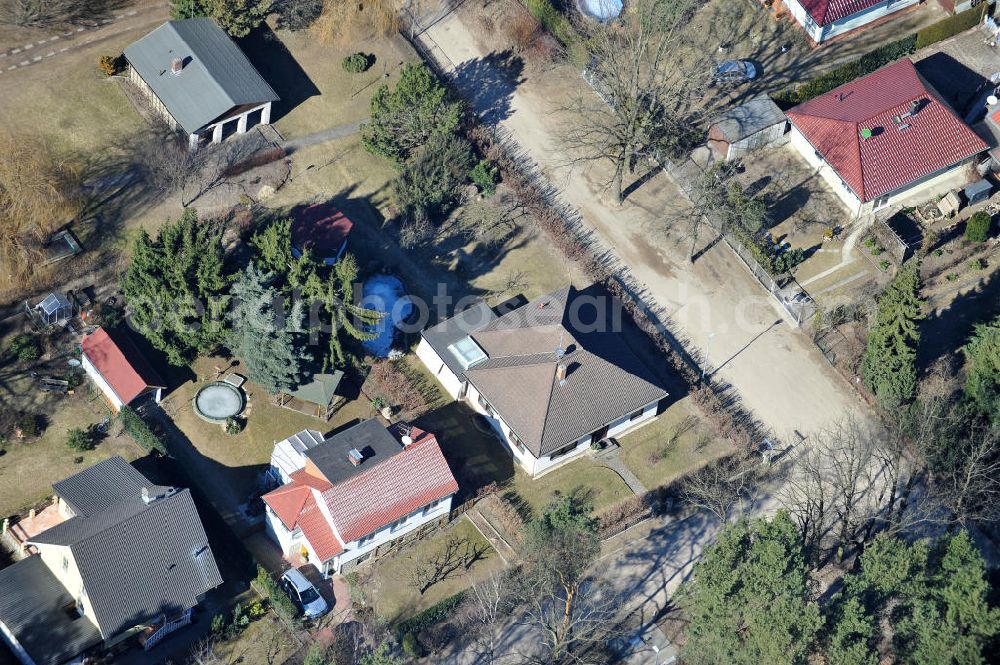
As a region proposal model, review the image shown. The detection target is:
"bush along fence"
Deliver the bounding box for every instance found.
[774,5,987,105]
[117,405,167,455]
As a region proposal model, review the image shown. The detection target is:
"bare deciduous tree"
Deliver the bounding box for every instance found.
[518,579,622,665]
[464,570,516,665]
[679,455,760,523]
[558,0,703,203]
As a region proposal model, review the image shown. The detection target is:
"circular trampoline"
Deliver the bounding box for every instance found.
[193,382,245,423]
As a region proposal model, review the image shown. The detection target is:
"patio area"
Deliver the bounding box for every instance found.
[2,501,65,558]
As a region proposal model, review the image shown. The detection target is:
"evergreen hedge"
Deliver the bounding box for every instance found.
[775,7,986,106]
[118,406,167,455]
[395,590,466,637]
[915,5,986,49]
[965,210,992,243]
[523,0,577,45]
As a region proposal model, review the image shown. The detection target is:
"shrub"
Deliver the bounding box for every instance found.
[970,258,985,271]
[965,210,992,243]
[9,334,40,362]
[395,591,466,638]
[934,248,944,257]
[947,272,960,281]
[342,52,372,73]
[98,54,122,77]
[16,413,41,439]
[402,632,423,657]
[254,565,299,623]
[275,0,323,31]
[66,427,96,451]
[118,406,167,455]
[523,0,577,45]
[504,11,539,53]
[225,417,243,436]
[470,159,500,196]
[916,6,985,49]
[210,613,225,634]
[393,133,475,222]
[598,494,651,539]
[879,260,891,272]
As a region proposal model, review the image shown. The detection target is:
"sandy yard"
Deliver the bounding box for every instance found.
[416,0,869,442]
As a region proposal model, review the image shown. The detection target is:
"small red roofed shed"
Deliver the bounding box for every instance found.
[81,327,166,411]
[291,203,353,266]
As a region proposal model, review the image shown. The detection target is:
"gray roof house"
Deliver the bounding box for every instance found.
[123,18,279,150]
[416,286,668,477]
[707,94,787,161]
[0,457,222,665]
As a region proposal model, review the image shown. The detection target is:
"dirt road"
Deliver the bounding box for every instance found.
[416,6,867,441]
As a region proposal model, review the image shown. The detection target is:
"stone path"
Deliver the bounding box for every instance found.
[282,120,366,153]
[598,452,648,495]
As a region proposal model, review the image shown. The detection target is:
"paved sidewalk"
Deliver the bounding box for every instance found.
[599,451,648,495]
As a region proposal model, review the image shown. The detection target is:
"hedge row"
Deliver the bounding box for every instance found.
[395,590,466,638]
[773,35,916,105]
[915,4,986,49]
[117,405,167,455]
[774,6,985,105]
[253,565,300,624]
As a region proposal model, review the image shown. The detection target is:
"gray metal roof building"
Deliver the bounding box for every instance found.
[708,94,787,161]
[123,19,278,143]
[0,457,222,665]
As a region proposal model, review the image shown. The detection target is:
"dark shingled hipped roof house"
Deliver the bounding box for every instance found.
[0,457,222,665]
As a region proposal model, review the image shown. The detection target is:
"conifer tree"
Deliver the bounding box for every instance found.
[861,261,924,405]
[963,315,1000,421]
[121,209,229,365]
[228,263,310,394]
[678,512,822,665]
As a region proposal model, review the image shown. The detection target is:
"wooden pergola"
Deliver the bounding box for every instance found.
[276,371,344,421]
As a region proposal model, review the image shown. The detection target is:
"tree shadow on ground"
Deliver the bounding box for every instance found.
[917,268,1000,374]
[237,23,320,125]
[451,49,525,125]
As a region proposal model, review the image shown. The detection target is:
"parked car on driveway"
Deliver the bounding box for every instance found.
[714,59,758,85]
[280,568,329,620]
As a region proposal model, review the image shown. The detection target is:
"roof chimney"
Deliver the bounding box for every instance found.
[401,435,414,446]
[171,57,183,75]
[348,448,364,466]
[556,363,567,385]
[909,99,920,115]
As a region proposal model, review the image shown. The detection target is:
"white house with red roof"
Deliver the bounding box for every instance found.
[80,327,166,412]
[783,0,918,43]
[786,58,988,217]
[261,419,458,575]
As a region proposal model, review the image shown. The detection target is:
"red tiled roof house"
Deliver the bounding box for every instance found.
[261,419,458,575]
[80,327,166,412]
[783,0,920,43]
[786,59,988,217]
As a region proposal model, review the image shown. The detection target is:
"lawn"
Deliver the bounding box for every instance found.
[617,398,734,491]
[0,325,141,517]
[245,26,419,140]
[507,458,635,518]
[159,355,374,521]
[359,517,503,622]
[0,26,146,154]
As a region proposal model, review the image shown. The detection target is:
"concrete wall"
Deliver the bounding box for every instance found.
[416,338,465,400]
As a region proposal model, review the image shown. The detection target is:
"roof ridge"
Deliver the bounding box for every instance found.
[166,20,238,115]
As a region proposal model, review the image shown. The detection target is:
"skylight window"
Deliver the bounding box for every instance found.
[448,336,487,370]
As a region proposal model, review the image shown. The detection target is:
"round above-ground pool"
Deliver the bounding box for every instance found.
[361,274,413,357]
[193,382,245,422]
[577,0,623,21]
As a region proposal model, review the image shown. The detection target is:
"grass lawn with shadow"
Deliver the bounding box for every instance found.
[617,398,734,491]
[159,356,375,520]
[360,517,502,622]
[507,459,635,519]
